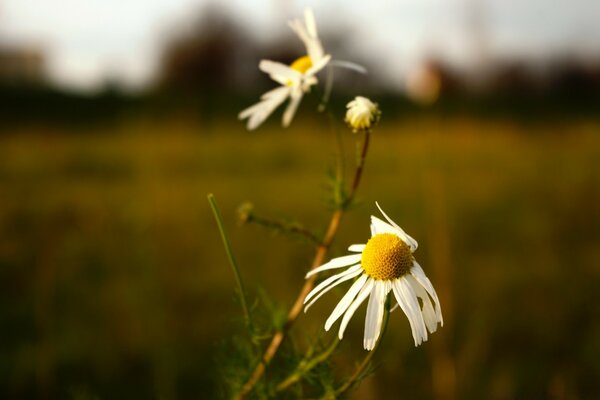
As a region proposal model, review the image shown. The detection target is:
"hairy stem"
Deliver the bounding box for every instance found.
[245,213,322,245]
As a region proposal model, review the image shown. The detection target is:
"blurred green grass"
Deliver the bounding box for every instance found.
[0,116,599,399]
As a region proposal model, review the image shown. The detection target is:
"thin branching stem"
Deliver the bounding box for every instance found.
[234,129,372,400]
[208,194,255,336]
[275,337,341,392]
[245,213,322,245]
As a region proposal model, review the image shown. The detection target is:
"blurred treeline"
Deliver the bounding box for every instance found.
[1,8,600,128]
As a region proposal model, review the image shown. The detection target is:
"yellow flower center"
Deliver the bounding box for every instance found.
[361,233,413,280]
[290,55,313,74]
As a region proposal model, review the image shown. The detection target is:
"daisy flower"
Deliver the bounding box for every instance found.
[239,8,331,130]
[304,203,443,350]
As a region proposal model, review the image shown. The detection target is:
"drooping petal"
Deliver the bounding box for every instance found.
[405,274,439,333]
[347,244,366,253]
[375,202,418,251]
[392,279,425,346]
[238,86,291,130]
[304,265,362,312]
[282,86,303,127]
[305,54,331,77]
[329,59,368,74]
[363,281,390,350]
[398,277,428,345]
[305,253,362,278]
[410,260,443,326]
[325,274,369,331]
[370,216,398,236]
[338,278,374,339]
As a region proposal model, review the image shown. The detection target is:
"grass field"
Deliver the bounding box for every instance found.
[0,116,599,399]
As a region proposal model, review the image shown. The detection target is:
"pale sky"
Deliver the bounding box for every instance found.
[1,0,598,92]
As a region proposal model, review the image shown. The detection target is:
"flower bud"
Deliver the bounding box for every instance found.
[345,96,380,132]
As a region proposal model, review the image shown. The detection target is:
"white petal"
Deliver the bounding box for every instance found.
[305,54,331,77]
[304,264,361,304]
[305,254,362,278]
[304,8,318,38]
[304,266,362,312]
[363,281,389,350]
[370,216,398,236]
[410,261,443,325]
[238,86,291,130]
[288,19,311,52]
[328,59,368,74]
[391,280,418,345]
[259,60,301,85]
[288,14,324,64]
[398,277,428,345]
[392,279,425,346]
[375,202,418,251]
[348,244,366,253]
[282,87,303,127]
[325,274,368,331]
[405,274,439,333]
[338,278,374,339]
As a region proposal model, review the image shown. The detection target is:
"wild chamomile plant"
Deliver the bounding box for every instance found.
[209,8,442,399]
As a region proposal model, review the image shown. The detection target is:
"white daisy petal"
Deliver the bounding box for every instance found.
[410,261,443,325]
[391,280,417,345]
[338,278,374,339]
[398,277,428,345]
[305,54,331,77]
[370,216,398,236]
[305,264,361,304]
[304,8,318,39]
[282,87,303,127]
[259,60,301,85]
[288,19,309,47]
[348,244,366,252]
[305,254,362,278]
[239,86,291,130]
[325,274,368,331]
[392,279,423,346]
[364,281,389,350]
[304,266,362,312]
[375,202,418,251]
[329,59,368,74]
[405,274,439,333]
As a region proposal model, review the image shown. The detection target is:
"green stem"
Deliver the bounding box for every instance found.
[245,213,322,245]
[234,125,375,400]
[275,337,341,392]
[208,193,254,336]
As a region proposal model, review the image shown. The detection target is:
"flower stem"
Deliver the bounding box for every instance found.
[275,337,340,392]
[234,129,373,400]
[208,194,255,336]
[242,211,322,245]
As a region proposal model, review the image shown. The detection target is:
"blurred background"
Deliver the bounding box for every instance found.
[0,0,599,399]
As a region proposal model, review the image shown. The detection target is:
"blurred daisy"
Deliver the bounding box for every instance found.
[304,203,443,350]
[239,8,331,130]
